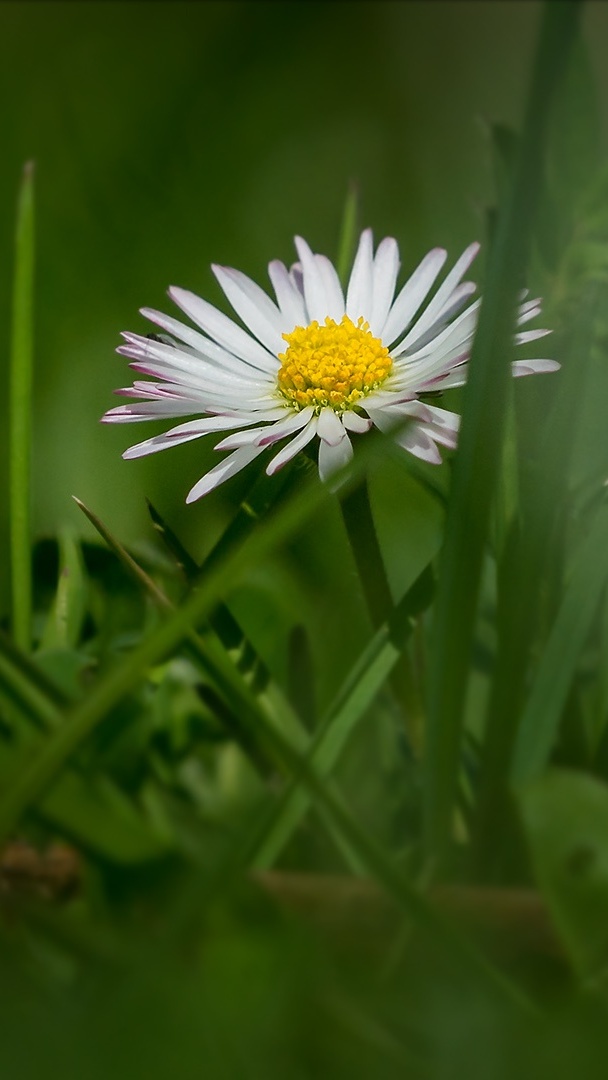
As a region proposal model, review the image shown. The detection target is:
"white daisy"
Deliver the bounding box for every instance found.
[103,230,557,503]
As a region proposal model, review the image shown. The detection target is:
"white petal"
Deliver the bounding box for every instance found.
[382,248,447,346]
[317,407,346,445]
[370,237,400,336]
[417,404,460,449]
[365,398,432,425]
[140,308,262,380]
[289,263,305,297]
[419,404,460,432]
[169,287,278,373]
[186,445,266,503]
[394,298,479,362]
[166,409,286,438]
[517,299,542,325]
[214,427,268,451]
[416,366,469,392]
[267,260,307,329]
[120,414,265,457]
[514,328,552,346]
[255,405,315,447]
[103,393,199,422]
[118,338,268,394]
[511,359,560,377]
[395,242,479,353]
[342,411,372,433]
[400,281,477,355]
[124,369,269,412]
[318,433,353,485]
[346,229,374,322]
[266,418,318,475]
[294,237,330,324]
[314,255,345,321]
[212,265,286,355]
[395,425,443,464]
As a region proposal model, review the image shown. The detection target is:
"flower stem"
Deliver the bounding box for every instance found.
[339,476,425,753]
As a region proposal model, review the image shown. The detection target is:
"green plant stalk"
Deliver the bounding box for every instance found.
[423,0,582,870]
[340,477,425,751]
[9,162,35,652]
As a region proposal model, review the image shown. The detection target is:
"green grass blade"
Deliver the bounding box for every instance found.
[9,161,35,652]
[511,502,608,786]
[424,0,582,868]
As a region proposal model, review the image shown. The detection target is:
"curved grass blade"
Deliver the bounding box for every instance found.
[9,162,35,652]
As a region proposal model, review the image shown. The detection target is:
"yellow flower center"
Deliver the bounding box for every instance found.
[277,315,392,413]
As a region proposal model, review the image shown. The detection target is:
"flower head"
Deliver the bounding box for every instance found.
[103,231,557,503]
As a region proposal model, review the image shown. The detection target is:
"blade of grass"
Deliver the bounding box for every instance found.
[510,500,608,786]
[9,162,35,652]
[424,0,582,869]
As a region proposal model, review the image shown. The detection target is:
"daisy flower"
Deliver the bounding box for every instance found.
[103,231,557,503]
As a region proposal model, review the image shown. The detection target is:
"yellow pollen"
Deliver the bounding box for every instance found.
[277,315,392,413]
